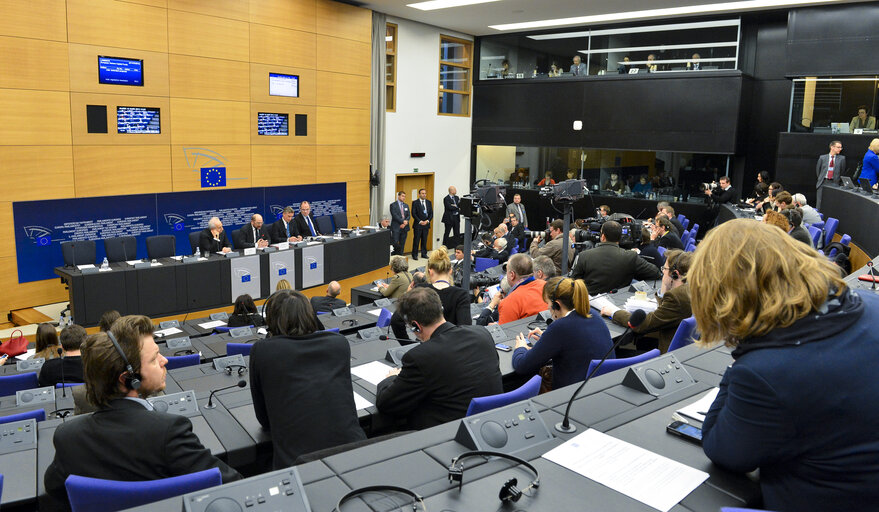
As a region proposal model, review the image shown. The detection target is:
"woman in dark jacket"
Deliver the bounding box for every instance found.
[227,294,266,328]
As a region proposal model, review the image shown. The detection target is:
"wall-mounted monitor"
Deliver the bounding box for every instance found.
[98,56,144,86]
[258,112,289,136]
[269,73,299,97]
[117,106,160,134]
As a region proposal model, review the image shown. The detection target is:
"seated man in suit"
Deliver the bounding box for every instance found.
[44,315,241,509]
[659,204,684,236]
[507,214,526,251]
[375,287,503,429]
[269,206,302,244]
[198,217,231,254]
[38,323,87,387]
[240,213,270,249]
[293,201,321,238]
[651,216,685,250]
[571,221,661,295]
[310,281,347,313]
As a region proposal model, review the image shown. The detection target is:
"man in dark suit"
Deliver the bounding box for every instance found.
[571,221,661,295]
[651,216,685,250]
[293,201,320,238]
[310,281,347,313]
[269,206,302,244]
[411,188,432,259]
[198,216,231,254]
[38,323,86,387]
[441,186,461,247]
[508,215,526,252]
[240,213,270,249]
[376,287,503,430]
[704,176,738,205]
[44,315,241,509]
[816,140,845,209]
[659,204,685,236]
[389,191,410,256]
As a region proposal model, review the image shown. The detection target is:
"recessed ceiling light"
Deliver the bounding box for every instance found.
[489,0,842,31]
[408,0,501,11]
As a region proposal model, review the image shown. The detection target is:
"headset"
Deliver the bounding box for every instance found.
[106,331,141,391]
[448,450,540,504]
[333,485,424,512]
[668,259,681,281]
[549,277,569,311]
[341,318,359,327]
[224,364,248,376]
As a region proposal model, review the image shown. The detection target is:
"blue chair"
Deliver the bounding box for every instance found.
[823,217,839,247]
[840,234,851,246]
[317,311,329,315]
[61,240,97,267]
[807,225,822,247]
[146,235,176,259]
[656,245,667,257]
[0,473,3,502]
[466,375,542,416]
[332,211,348,230]
[690,223,700,239]
[315,215,334,235]
[681,217,690,230]
[0,372,40,397]
[667,317,698,352]
[188,232,200,255]
[103,236,137,263]
[0,408,46,424]
[214,325,253,333]
[509,243,518,255]
[680,230,691,246]
[677,214,686,224]
[474,257,499,272]
[226,343,252,357]
[811,221,824,231]
[322,328,341,333]
[56,382,84,389]
[685,241,696,252]
[65,467,222,512]
[164,354,200,370]
[376,308,393,328]
[587,349,660,378]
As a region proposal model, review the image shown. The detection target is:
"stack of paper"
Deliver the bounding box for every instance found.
[624,296,658,313]
[590,295,619,314]
[351,361,394,386]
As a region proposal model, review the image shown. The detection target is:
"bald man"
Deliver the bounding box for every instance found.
[241,214,270,249]
[198,217,231,254]
[310,281,346,313]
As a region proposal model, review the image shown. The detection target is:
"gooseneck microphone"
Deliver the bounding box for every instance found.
[354,213,363,229]
[57,347,67,398]
[555,309,647,434]
[205,379,246,409]
[378,334,416,345]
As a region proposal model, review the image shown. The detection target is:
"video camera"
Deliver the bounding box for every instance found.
[539,179,586,202]
[460,182,507,217]
[572,214,643,249]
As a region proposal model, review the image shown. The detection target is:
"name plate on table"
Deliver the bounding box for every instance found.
[223,251,239,258]
[134,261,151,269]
[229,326,253,338]
[210,312,229,321]
[275,242,290,250]
[80,266,99,275]
[243,247,256,256]
[260,246,277,253]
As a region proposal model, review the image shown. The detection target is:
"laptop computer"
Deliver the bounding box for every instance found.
[840,176,855,189]
[858,178,877,194]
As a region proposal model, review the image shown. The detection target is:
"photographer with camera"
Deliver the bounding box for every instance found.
[529,219,570,274]
[704,176,738,205]
[571,221,661,294]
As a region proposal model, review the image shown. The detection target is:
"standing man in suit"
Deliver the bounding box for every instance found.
[505,193,528,228]
[310,281,347,313]
[441,186,460,248]
[198,217,232,254]
[704,176,738,205]
[269,207,302,244]
[411,189,432,260]
[570,55,586,76]
[816,140,845,209]
[241,213,270,249]
[293,201,320,238]
[390,191,410,256]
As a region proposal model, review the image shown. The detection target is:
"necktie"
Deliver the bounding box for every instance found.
[518,205,523,219]
[827,156,835,179]
[253,227,258,243]
[285,222,290,238]
[399,202,404,217]
[422,200,426,214]
[306,216,316,236]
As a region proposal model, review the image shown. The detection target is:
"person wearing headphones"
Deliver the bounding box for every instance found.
[511,277,614,391]
[44,315,241,510]
[600,249,693,353]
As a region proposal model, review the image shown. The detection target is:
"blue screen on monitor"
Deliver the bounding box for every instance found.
[98,56,144,86]
[117,106,160,134]
[258,112,289,136]
[269,73,299,97]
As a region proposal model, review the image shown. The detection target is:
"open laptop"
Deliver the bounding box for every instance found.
[840,176,855,189]
[858,178,877,194]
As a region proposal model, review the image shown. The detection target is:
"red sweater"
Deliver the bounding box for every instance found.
[498,278,546,324]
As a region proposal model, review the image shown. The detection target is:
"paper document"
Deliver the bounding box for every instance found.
[198,320,227,329]
[76,264,96,270]
[150,262,163,267]
[98,267,112,272]
[590,295,619,314]
[625,296,657,313]
[675,388,719,424]
[125,260,142,266]
[366,308,383,317]
[353,392,373,410]
[154,327,182,337]
[543,429,708,512]
[351,361,394,386]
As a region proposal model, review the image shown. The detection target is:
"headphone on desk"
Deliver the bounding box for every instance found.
[448,450,540,504]
[334,485,424,512]
[106,331,141,391]
[341,319,359,327]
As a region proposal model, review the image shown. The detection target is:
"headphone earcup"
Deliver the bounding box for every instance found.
[411,322,421,333]
[671,270,680,280]
[498,478,523,503]
[551,301,561,311]
[126,372,142,391]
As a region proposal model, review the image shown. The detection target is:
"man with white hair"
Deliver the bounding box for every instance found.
[198,217,231,254]
[792,193,822,225]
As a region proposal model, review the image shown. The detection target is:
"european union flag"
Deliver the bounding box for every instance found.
[201,167,226,188]
[241,274,251,283]
[278,268,287,276]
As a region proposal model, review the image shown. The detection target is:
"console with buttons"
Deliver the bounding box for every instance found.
[455,400,553,455]
[15,386,55,407]
[147,390,199,416]
[183,467,310,512]
[485,324,507,343]
[621,353,696,397]
[385,344,417,367]
[214,354,246,372]
[0,418,37,454]
[16,358,45,372]
[166,336,193,350]
[357,326,382,341]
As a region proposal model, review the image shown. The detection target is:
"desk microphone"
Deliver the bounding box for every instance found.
[57,347,67,398]
[355,213,363,229]
[205,379,246,409]
[555,309,646,434]
[378,334,416,345]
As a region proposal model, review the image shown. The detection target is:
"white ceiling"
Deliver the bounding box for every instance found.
[357,0,858,36]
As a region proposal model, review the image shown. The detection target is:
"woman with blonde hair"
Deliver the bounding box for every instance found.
[275,279,292,291]
[511,276,613,389]
[690,219,879,511]
[378,255,412,299]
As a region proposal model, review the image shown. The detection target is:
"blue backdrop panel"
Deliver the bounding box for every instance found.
[264,183,347,221]
[13,194,158,283]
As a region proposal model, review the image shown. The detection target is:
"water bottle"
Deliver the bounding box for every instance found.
[101,257,109,270]
[195,247,201,258]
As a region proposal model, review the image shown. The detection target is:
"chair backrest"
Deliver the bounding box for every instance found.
[0,408,46,424]
[475,257,500,272]
[0,372,40,397]
[61,241,97,267]
[322,328,341,333]
[685,241,696,252]
[188,232,200,254]
[164,354,201,370]
[823,217,839,247]
[667,316,698,352]
[656,245,667,257]
[103,236,137,263]
[690,223,700,238]
[840,234,851,246]
[146,235,176,259]
[230,228,245,250]
[226,343,252,357]
[681,217,690,230]
[587,349,660,378]
[680,230,691,246]
[807,225,822,246]
[376,308,393,328]
[56,382,85,388]
[316,215,334,235]
[332,211,348,230]
[65,467,222,512]
[677,214,686,224]
[509,243,518,255]
[466,375,542,416]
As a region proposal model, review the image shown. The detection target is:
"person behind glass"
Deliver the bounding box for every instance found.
[646,53,658,73]
[378,255,412,299]
[227,294,266,328]
[861,138,879,189]
[411,188,433,260]
[566,169,578,180]
[603,172,626,194]
[250,290,365,469]
[850,105,876,132]
[704,175,737,204]
[441,186,460,247]
[199,216,231,254]
[570,55,586,76]
[270,206,303,244]
[513,277,613,391]
[536,171,556,186]
[687,53,701,70]
[632,174,653,195]
[691,219,879,512]
[241,213,270,249]
[389,191,410,256]
[548,62,562,77]
[617,56,631,74]
[500,59,512,78]
[293,201,320,238]
[31,322,61,360]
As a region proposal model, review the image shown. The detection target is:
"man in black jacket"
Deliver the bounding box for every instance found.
[571,221,661,295]
[411,188,432,259]
[38,323,87,387]
[240,213,270,249]
[376,287,503,429]
[292,201,320,238]
[198,217,231,254]
[705,176,738,205]
[441,186,460,247]
[390,191,410,256]
[310,281,347,313]
[651,216,685,250]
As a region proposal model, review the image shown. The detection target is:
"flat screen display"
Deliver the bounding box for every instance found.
[269,73,299,97]
[258,112,289,136]
[98,56,144,86]
[117,106,160,134]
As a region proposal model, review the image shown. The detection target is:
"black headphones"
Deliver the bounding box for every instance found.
[106,331,141,391]
[334,485,424,512]
[448,450,540,504]
[669,259,681,281]
[341,319,359,327]
[549,277,568,311]
[224,364,247,376]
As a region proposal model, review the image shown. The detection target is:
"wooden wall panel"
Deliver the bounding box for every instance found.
[168,9,250,62]
[250,24,316,69]
[0,147,75,202]
[249,64,316,106]
[67,0,169,53]
[169,0,248,21]
[171,144,252,191]
[345,179,371,227]
[250,0,316,34]
[0,0,67,41]
[250,104,316,145]
[70,93,171,145]
[169,55,250,101]
[316,107,369,146]
[73,145,172,197]
[0,90,71,146]
[170,98,250,145]
[120,0,167,7]
[0,256,68,318]
[251,146,316,185]
[68,44,169,96]
[316,0,371,43]
[316,72,370,109]
[316,36,371,76]
[0,202,14,258]
[0,37,69,91]
[316,145,369,183]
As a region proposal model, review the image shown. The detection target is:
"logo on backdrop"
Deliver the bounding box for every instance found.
[201,167,226,188]
[272,262,288,276]
[23,226,53,246]
[183,147,241,189]
[269,205,287,220]
[234,268,252,283]
[164,214,186,231]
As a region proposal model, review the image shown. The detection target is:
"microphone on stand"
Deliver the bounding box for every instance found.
[555,309,647,434]
[355,213,363,229]
[205,379,246,409]
[57,347,67,398]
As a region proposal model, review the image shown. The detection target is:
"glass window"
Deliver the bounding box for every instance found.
[789,77,879,133]
[386,23,397,112]
[439,35,472,116]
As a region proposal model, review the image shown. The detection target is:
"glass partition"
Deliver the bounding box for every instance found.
[789,77,879,133]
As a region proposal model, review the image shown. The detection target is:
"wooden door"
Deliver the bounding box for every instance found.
[394,173,435,255]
